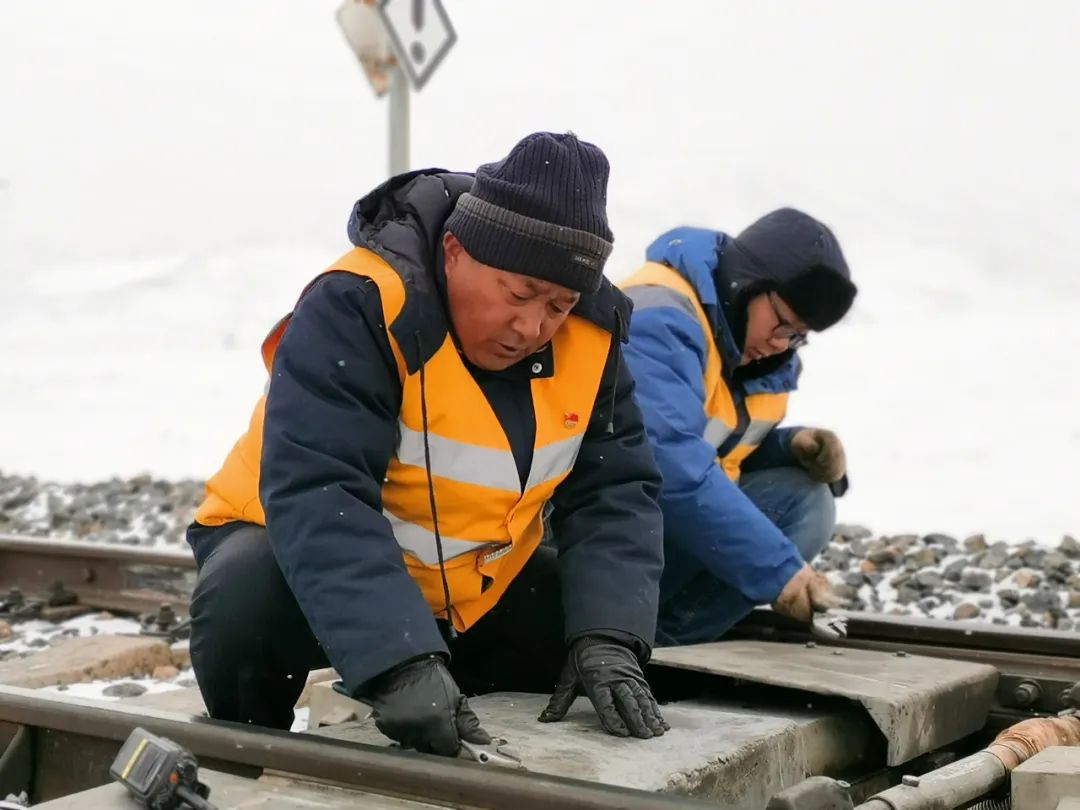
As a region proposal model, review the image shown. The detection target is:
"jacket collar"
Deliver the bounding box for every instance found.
[346,169,627,375]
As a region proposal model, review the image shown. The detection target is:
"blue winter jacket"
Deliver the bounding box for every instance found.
[622,227,809,607]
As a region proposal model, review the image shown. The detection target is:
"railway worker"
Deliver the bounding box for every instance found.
[185,132,669,757]
[618,211,857,646]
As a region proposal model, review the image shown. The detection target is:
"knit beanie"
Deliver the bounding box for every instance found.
[729,208,857,331]
[444,132,614,293]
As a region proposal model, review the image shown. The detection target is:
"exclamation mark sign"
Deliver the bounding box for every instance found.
[410,0,426,64]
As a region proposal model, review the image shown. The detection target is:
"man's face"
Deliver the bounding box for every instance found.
[443,232,581,371]
[739,291,809,366]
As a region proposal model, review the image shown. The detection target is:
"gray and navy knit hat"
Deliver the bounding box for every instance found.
[444,132,614,294]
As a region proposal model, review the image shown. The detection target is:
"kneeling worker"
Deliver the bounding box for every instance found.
[620,211,858,645]
[186,132,668,756]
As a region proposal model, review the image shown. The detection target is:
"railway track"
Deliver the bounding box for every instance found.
[2,532,1079,808]
[730,609,1080,724]
[0,533,717,807]
[3,530,1077,719]
[0,685,715,809]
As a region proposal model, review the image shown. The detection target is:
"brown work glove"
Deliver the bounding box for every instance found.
[772,564,841,624]
[791,428,847,483]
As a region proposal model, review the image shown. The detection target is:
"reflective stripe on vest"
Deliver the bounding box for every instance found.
[739,418,775,447]
[396,421,518,493]
[526,433,585,490]
[621,262,789,481]
[384,511,502,565]
[704,416,734,448]
[396,420,584,494]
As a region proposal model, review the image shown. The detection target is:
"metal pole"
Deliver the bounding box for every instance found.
[388,62,410,176]
[855,753,1007,810]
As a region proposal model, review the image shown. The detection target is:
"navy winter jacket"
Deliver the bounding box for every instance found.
[253,171,664,691]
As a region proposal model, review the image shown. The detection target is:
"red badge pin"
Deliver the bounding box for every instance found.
[564,412,579,429]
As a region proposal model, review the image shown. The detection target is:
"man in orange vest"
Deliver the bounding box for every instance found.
[619,216,857,646]
[186,132,668,756]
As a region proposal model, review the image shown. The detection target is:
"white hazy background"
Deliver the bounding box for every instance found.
[2,1,1078,544]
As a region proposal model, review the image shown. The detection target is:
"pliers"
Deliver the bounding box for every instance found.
[810,609,849,641]
[459,738,524,769]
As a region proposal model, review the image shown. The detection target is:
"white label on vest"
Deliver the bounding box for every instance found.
[481,544,514,566]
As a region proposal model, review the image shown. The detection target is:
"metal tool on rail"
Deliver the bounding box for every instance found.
[810,608,849,641]
[329,680,525,767]
[110,727,217,810]
[459,737,524,768]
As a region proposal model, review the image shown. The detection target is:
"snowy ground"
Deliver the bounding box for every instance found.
[0,613,145,655]
[1,614,312,731]
[2,1,1079,544]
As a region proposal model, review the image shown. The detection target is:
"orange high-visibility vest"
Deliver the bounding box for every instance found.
[194,247,611,631]
[620,261,789,481]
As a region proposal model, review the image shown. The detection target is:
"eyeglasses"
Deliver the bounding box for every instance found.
[768,292,809,349]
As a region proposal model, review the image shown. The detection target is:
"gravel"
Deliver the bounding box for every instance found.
[823,524,1080,630]
[2,472,1078,631]
[1,471,202,547]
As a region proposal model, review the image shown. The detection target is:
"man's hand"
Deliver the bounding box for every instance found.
[361,655,491,757]
[772,564,842,623]
[538,637,669,739]
[791,428,846,483]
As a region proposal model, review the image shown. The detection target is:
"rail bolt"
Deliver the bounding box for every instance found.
[1014,680,1042,707]
[47,581,78,607]
[155,604,178,631]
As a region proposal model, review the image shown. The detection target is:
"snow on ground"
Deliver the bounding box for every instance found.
[2,1,1079,544]
[1,612,314,729]
[0,614,143,656]
[1,612,195,713]
[291,707,311,733]
[38,672,191,701]
[36,666,308,732]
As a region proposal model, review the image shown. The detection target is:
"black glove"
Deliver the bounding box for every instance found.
[538,637,669,739]
[360,654,491,757]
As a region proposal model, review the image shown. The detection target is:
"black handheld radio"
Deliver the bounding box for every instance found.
[109,728,217,810]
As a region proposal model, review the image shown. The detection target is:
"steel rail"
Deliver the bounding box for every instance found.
[0,533,195,568]
[734,608,1080,660]
[0,686,712,810]
[0,533,195,616]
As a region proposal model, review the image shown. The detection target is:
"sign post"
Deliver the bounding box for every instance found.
[336,0,457,177]
[388,63,410,176]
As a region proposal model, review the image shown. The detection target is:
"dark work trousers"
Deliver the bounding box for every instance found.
[187,522,568,730]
